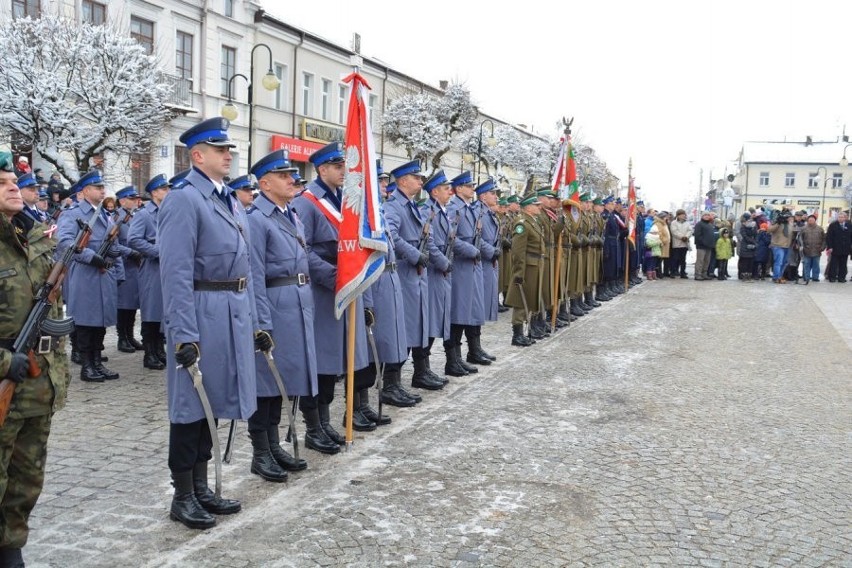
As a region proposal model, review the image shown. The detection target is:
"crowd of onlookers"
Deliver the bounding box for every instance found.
[637,204,851,284]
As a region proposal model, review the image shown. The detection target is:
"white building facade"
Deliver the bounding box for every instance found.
[2,0,537,194]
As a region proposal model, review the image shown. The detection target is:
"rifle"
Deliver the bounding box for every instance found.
[0,205,100,426]
[415,208,435,275]
[445,210,461,272]
[96,207,133,272]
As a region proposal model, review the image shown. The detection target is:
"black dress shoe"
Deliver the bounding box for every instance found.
[361,405,392,425]
[466,352,492,365]
[343,409,378,431]
[117,337,136,353]
[459,360,479,373]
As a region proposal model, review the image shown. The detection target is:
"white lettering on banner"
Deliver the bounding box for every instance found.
[338,239,362,252]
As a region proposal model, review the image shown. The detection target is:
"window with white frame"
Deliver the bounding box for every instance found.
[338,84,348,124]
[12,0,39,19]
[274,63,287,111]
[832,173,843,189]
[130,15,154,55]
[368,94,378,129]
[224,0,234,17]
[808,173,819,188]
[785,172,795,188]
[302,72,314,116]
[221,46,236,97]
[321,79,332,121]
[82,0,106,25]
[759,172,769,186]
[175,31,193,88]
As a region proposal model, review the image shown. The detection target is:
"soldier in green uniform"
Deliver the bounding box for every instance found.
[505,194,545,347]
[0,152,71,567]
[500,195,520,307]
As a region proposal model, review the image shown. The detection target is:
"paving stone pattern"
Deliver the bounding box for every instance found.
[23,277,852,567]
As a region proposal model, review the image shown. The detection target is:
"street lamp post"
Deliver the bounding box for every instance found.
[816,165,829,227]
[840,143,852,167]
[220,43,280,168]
[476,119,495,184]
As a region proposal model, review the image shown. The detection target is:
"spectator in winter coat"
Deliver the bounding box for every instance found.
[825,211,852,282]
[655,212,672,277]
[768,213,794,283]
[692,211,716,280]
[14,156,31,177]
[754,223,772,280]
[714,228,733,279]
[800,214,825,282]
[669,209,692,278]
[737,215,758,281]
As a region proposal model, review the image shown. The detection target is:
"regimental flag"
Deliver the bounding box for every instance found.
[334,72,387,319]
[627,175,637,246]
[552,137,580,202]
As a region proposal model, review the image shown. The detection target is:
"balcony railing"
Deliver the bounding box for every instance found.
[159,73,194,109]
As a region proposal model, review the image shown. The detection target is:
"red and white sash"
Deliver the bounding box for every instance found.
[301,189,342,230]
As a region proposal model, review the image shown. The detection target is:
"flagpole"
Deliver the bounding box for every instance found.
[624,158,632,291]
[344,304,355,450]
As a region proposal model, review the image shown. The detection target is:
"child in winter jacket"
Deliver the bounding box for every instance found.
[754,223,772,280]
[715,228,733,279]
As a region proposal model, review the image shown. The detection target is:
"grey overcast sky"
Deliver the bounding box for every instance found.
[264,0,852,209]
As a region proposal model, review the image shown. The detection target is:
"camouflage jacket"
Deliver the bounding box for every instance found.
[0,212,70,418]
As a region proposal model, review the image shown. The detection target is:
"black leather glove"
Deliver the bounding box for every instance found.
[175,342,199,367]
[492,249,502,260]
[254,330,274,352]
[417,252,429,268]
[89,254,109,269]
[6,352,29,383]
[364,308,375,327]
[129,250,143,263]
[106,246,122,259]
[514,276,524,285]
[502,238,512,251]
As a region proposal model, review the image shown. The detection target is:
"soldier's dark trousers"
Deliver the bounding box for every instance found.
[248,396,283,434]
[443,324,465,351]
[0,413,51,549]
[299,367,375,410]
[75,325,106,354]
[168,419,213,474]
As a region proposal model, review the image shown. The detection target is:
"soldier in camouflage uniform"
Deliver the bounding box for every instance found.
[505,194,545,347]
[0,152,71,567]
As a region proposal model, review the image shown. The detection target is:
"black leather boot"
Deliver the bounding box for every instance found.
[467,331,496,363]
[358,388,391,425]
[117,325,135,353]
[381,366,418,407]
[585,291,601,308]
[570,299,586,317]
[556,303,571,323]
[422,348,449,385]
[268,425,307,471]
[143,341,166,370]
[302,407,340,454]
[444,344,469,377]
[94,351,119,380]
[156,333,167,364]
[457,339,479,373]
[249,430,288,482]
[318,403,345,445]
[511,324,533,347]
[80,351,105,382]
[343,390,378,431]
[412,352,444,390]
[127,320,143,351]
[0,547,24,568]
[192,461,241,514]
[597,283,613,301]
[170,470,216,529]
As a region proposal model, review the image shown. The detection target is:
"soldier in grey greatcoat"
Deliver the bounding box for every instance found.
[114,185,143,354]
[56,169,124,383]
[420,170,454,386]
[444,172,485,377]
[129,175,170,370]
[159,117,268,529]
[246,149,316,478]
[384,160,445,392]
[290,142,373,454]
[469,178,500,364]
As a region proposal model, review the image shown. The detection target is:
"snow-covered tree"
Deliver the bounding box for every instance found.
[0,14,173,183]
[382,83,478,172]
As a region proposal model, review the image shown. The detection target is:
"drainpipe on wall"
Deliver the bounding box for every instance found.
[291,31,305,138]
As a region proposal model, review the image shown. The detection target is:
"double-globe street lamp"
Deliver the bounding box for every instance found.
[815,165,830,226]
[221,43,280,167]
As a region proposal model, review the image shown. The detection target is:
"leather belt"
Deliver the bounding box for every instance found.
[193,278,247,292]
[266,274,309,287]
[385,261,397,273]
[0,336,59,354]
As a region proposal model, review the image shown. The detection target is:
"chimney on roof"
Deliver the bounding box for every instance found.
[439,80,448,91]
[805,136,813,146]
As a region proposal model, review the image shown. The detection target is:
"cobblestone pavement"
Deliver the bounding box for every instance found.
[22,274,852,567]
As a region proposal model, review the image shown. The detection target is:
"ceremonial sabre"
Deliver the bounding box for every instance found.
[223,421,237,464]
[262,350,300,460]
[182,360,222,498]
[516,281,532,338]
[365,324,384,419]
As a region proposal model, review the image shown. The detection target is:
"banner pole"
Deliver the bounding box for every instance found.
[345,304,356,450]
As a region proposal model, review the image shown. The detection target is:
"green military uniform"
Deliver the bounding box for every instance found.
[506,203,545,346]
[0,212,70,553]
[496,205,512,303]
